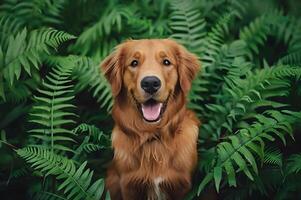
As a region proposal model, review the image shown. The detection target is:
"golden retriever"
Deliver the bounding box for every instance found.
[101,39,200,200]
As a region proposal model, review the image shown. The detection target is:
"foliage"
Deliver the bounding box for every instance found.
[0,0,301,199]
[28,63,76,152]
[16,146,105,200]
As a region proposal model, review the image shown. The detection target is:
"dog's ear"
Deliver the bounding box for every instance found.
[101,46,124,97]
[172,41,200,94]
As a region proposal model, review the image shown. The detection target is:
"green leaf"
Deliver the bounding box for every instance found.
[16,147,104,200]
[213,166,222,192]
[197,172,213,195]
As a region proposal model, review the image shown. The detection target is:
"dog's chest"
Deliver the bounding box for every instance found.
[139,141,173,171]
[148,177,166,200]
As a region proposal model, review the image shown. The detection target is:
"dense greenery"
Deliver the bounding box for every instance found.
[0,0,301,199]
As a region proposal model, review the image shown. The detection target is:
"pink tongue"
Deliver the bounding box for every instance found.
[141,103,162,121]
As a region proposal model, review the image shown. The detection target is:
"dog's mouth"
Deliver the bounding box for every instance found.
[131,92,169,123]
[141,99,164,123]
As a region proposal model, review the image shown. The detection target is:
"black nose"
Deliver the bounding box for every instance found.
[141,76,161,94]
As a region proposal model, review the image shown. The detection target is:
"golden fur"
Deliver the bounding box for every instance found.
[101,39,200,200]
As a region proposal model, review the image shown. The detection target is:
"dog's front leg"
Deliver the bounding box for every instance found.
[159,171,192,200]
[106,164,122,200]
[120,173,149,200]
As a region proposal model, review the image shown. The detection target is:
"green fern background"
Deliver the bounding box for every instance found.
[0,0,301,199]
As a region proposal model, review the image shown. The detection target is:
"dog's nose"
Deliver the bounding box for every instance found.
[141,76,161,94]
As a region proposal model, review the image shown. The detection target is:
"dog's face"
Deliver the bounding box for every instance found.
[101,39,199,123]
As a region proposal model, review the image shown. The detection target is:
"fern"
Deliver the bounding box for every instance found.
[46,55,113,112]
[73,123,110,154]
[2,80,33,103]
[28,64,76,153]
[198,110,299,194]
[0,0,40,27]
[201,12,234,68]
[197,64,301,194]
[189,40,249,115]
[0,15,24,48]
[187,13,242,115]
[0,26,75,99]
[72,56,113,112]
[169,2,237,114]
[169,0,206,55]
[7,166,30,184]
[263,147,283,168]
[46,55,113,113]
[278,50,301,66]
[197,0,246,20]
[33,191,68,200]
[272,14,301,53]
[16,146,105,200]
[36,0,67,26]
[239,12,285,59]
[202,66,301,139]
[286,154,301,175]
[0,1,301,199]
[71,4,133,57]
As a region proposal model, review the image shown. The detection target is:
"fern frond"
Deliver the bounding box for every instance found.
[16,146,105,200]
[1,28,75,87]
[1,0,68,29]
[82,144,106,154]
[0,15,24,48]
[36,0,67,25]
[263,147,283,168]
[29,64,77,152]
[188,12,237,112]
[3,80,33,103]
[0,0,40,26]
[72,4,133,57]
[169,0,206,55]
[46,55,113,111]
[239,12,283,59]
[93,38,119,61]
[33,191,68,200]
[272,15,301,53]
[286,154,301,174]
[222,167,282,200]
[7,166,30,184]
[202,66,301,139]
[278,50,301,66]
[197,0,246,20]
[226,0,247,18]
[73,123,103,136]
[201,12,234,68]
[198,110,298,194]
[73,123,110,153]
[72,56,113,111]
[28,28,75,51]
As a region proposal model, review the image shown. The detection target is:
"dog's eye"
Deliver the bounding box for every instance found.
[163,59,171,66]
[130,60,139,67]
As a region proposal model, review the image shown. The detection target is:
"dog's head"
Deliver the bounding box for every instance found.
[101,39,200,124]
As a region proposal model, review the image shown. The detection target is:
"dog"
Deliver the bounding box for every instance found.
[101,39,200,200]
